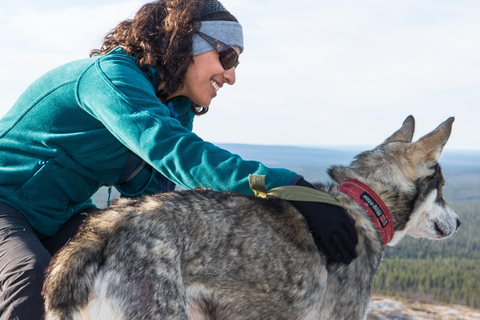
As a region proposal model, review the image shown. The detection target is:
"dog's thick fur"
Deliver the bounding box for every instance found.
[43,116,460,320]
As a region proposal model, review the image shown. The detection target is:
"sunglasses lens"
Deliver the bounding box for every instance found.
[220,47,239,70]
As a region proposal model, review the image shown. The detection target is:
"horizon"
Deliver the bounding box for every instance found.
[215,141,480,155]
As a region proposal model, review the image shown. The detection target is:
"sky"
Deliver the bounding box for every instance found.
[1,0,479,151]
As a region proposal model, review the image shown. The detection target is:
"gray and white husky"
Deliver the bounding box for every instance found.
[43,116,460,320]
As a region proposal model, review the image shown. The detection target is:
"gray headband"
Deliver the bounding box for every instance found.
[192,21,244,56]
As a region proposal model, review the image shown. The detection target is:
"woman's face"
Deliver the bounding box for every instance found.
[168,47,240,107]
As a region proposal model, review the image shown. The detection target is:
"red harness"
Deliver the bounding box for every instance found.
[337,179,394,248]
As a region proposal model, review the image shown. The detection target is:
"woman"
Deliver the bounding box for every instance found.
[0,0,357,318]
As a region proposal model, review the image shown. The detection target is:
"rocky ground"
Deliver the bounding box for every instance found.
[368,295,480,320]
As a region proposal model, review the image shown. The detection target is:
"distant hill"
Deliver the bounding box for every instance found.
[216,143,362,182]
[216,143,480,184]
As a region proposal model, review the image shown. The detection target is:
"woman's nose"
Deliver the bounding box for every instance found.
[223,67,236,85]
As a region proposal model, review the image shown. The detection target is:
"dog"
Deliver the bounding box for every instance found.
[42,116,460,320]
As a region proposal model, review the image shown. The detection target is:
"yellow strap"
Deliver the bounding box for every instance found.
[249,174,268,197]
[248,174,343,207]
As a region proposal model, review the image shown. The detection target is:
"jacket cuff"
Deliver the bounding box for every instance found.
[289,174,304,186]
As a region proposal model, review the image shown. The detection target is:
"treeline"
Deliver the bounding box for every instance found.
[372,195,480,309]
[372,258,480,308]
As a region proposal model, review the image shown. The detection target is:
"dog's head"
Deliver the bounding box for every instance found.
[329,116,460,245]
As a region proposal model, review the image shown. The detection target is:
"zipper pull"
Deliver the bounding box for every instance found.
[107,186,112,207]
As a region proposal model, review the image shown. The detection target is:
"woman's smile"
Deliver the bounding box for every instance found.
[211,79,221,93]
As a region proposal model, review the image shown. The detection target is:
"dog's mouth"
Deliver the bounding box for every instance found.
[432,219,460,239]
[434,222,448,238]
[408,219,459,240]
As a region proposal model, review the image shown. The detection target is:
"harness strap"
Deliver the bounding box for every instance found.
[337,179,394,248]
[248,174,343,207]
[249,175,395,249]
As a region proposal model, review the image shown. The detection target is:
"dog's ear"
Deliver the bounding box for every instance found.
[328,166,355,184]
[384,115,415,143]
[408,117,454,174]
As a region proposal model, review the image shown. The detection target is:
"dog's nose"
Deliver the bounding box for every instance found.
[456,218,461,230]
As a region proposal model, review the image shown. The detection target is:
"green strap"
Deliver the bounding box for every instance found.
[248,174,343,207]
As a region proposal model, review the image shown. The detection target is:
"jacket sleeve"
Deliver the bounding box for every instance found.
[75,53,299,195]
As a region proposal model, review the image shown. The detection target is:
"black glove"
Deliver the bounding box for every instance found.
[290,178,358,264]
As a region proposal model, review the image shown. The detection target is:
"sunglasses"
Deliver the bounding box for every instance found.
[197,32,240,70]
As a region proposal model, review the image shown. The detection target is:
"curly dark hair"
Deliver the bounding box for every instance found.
[91,0,207,114]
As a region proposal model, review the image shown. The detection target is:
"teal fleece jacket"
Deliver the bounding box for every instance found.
[0,47,299,236]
